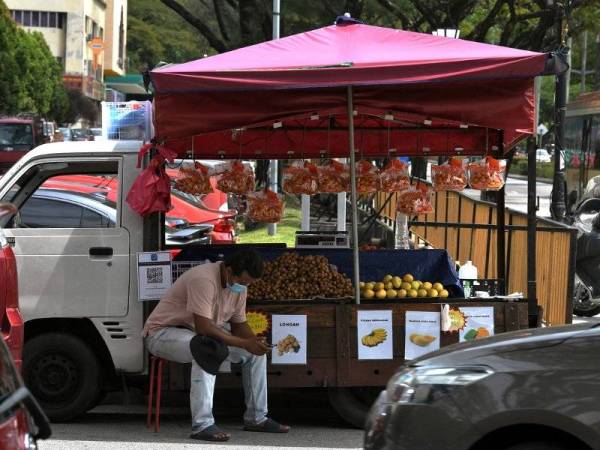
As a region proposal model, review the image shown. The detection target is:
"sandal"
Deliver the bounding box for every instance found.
[244,417,290,433]
[190,424,231,442]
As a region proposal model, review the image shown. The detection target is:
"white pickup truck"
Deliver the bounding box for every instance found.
[0,140,154,421]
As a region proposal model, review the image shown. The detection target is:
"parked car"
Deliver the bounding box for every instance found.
[90,128,104,141]
[0,205,45,448]
[15,189,213,247]
[364,323,600,450]
[45,172,237,244]
[70,128,94,141]
[58,127,72,141]
[536,148,552,163]
[0,203,23,370]
[0,336,51,448]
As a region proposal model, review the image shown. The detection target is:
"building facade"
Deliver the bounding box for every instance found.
[7,0,127,101]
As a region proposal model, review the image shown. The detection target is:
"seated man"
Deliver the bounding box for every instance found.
[143,249,290,441]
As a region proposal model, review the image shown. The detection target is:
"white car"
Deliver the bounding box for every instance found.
[536,148,551,163]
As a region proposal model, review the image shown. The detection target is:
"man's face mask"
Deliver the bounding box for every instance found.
[227,282,247,294]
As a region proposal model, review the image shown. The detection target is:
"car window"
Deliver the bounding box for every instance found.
[19,197,84,228]
[81,207,111,228]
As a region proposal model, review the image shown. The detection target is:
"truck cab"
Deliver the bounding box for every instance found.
[0,141,146,421]
[0,117,47,173]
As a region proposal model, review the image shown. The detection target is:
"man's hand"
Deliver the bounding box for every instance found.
[243,336,271,356]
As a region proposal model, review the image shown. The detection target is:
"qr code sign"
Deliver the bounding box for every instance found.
[146,267,164,284]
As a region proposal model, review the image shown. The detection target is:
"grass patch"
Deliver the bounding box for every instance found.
[238,203,301,247]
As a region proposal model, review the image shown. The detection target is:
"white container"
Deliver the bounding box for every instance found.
[458,261,478,298]
[101,101,153,141]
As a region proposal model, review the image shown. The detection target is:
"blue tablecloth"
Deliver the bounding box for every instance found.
[175,246,463,297]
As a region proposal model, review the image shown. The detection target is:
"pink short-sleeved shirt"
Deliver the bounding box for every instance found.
[142,262,247,336]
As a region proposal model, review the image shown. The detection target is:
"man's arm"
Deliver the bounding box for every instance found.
[230,321,255,340]
[194,314,269,355]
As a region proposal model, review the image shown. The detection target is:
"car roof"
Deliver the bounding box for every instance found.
[33,188,117,222]
[26,140,143,158]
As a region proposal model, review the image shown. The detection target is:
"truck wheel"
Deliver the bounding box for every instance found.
[328,387,381,429]
[23,333,101,422]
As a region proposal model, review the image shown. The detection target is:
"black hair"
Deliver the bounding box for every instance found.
[224,249,264,278]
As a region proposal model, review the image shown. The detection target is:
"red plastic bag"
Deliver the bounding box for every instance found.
[126,143,176,216]
[282,161,319,195]
[356,160,380,194]
[317,160,350,193]
[126,156,173,216]
[247,188,285,223]
[174,162,213,195]
[396,183,434,215]
[432,158,468,191]
[215,160,255,195]
[468,156,506,191]
[379,159,410,193]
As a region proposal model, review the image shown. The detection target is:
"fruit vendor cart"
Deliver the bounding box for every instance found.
[140,16,565,426]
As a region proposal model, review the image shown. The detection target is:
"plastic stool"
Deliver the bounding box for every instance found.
[147,355,166,432]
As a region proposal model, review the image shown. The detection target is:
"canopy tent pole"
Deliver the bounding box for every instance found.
[347,86,361,304]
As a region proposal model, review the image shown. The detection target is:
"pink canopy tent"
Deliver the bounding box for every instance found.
[148,18,557,303]
[150,20,549,158]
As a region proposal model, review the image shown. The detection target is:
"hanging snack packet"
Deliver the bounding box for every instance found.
[317,160,350,193]
[431,158,468,191]
[174,162,213,195]
[215,160,255,194]
[396,183,434,215]
[356,160,380,194]
[282,160,319,195]
[247,188,285,223]
[468,156,506,191]
[379,159,410,192]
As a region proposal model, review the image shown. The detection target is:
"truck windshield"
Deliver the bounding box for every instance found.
[0,123,33,150]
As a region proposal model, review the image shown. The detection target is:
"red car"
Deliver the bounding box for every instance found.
[0,204,47,448]
[0,203,23,370]
[44,173,237,244]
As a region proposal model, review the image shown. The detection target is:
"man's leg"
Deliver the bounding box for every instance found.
[145,328,220,434]
[228,346,268,425]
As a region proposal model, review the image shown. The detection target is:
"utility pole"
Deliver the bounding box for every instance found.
[268,0,281,236]
[550,1,568,221]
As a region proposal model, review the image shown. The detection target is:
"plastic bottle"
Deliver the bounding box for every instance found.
[395,212,410,249]
[458,261,478,298]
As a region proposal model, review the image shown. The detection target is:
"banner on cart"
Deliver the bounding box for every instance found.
[405,311,440,359]
[459,307,495,342]
[357,310,393,360]
[137,251,172,300]
[271,314,307,365]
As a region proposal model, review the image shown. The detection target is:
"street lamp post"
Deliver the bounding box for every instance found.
[549,0,569,221]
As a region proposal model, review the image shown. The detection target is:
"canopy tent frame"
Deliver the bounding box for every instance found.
[147,20,568,326]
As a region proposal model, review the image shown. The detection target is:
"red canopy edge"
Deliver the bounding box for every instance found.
[150,23,543,157]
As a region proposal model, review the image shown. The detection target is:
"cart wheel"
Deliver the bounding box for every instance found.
[328,387,381,428]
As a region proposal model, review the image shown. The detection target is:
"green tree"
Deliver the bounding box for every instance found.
[0,2,25,114]
[127,0,212,71]
[0,0,67,120]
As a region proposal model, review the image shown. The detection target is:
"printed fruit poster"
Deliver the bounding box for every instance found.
[459,307,494,342]
[271,315,307,365]
[405,311,441,359]
[357,310,393,360]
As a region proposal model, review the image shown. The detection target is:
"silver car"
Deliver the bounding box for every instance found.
[365,323,600,450]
